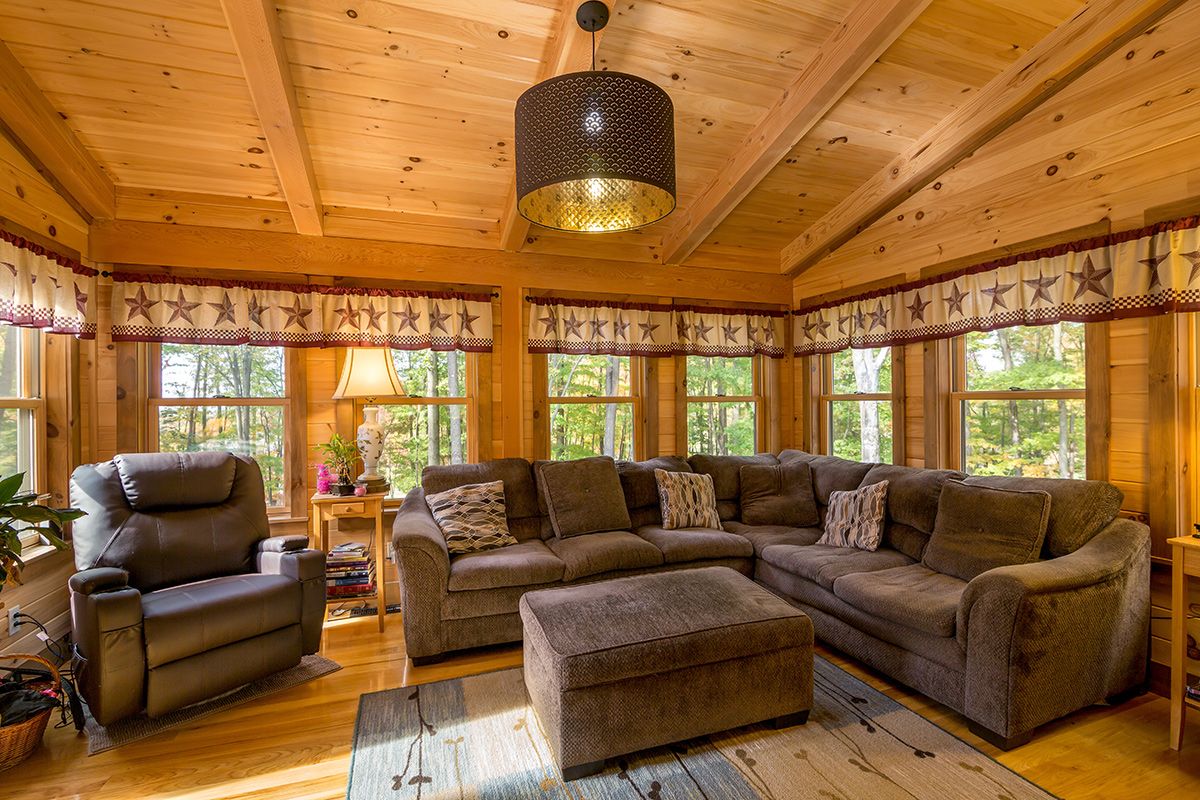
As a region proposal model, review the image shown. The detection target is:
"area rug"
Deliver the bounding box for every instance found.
[348,656,1057,799]
[84,654,341,755]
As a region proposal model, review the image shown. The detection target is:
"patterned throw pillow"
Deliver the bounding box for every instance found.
[654,469,722,530]
[818,480,889,551]
[424,480,518,555]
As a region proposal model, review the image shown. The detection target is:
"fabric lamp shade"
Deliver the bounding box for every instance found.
[332,347,406,400]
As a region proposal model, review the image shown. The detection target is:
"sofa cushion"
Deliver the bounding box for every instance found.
[819,480,888,551]
[832,564,967,638]
[962,475,1122,557]
[655,469,722,530]
[739,461,819,527]
[425,480,519,555]
[533,456,631,538]
[617,456,691,509]
[547,530,663,581]
[687,454,778,501]
[635,525,754,563]
[805,455,874,505]
[114,451,237,511]
[448,539,564,591]
[760,543,913,590]
[860,464,964,536]
[923,480,1052,581]
[884,521,934,562]
[142,573,299,667]
[423,458,539,521]
[722,521,822,556]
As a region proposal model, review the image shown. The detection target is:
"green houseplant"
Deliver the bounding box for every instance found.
[0,473,82,596]
[318,434,361,496]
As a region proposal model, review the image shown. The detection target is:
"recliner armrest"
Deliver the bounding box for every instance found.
[257,547,326,581]
[258,535,309,553]
[69,567,130,596]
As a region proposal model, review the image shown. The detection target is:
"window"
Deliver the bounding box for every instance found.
[373,351,471,498]
[819,347,893,462]
[547,354,635,460]
[685,356,759,456]
[0,325,42,495]
[152,343,289,508]
[952,322,1086,478]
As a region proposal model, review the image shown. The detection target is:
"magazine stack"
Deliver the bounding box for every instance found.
[326,541,376,601]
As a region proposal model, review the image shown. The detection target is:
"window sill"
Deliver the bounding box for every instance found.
[19,543,61,566]
[268,514,310,526]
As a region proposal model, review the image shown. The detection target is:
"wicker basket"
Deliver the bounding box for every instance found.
[0,653,60,772]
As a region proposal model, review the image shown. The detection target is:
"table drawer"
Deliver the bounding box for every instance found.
[328,501,366,517]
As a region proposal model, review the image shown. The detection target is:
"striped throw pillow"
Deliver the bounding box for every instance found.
[425,480,518,555]
[654,469,723,530]
[818,480,889,551]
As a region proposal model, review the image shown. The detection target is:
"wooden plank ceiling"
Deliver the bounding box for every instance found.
[0,0,1140,276]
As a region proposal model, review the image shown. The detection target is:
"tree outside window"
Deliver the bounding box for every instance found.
[954,322,1085,478]
[154,343,287,506]
[548,354,634,460]
[374,351,469,498]
[686,356,758,456]
[0,325,41,493]
[821,347,893,463]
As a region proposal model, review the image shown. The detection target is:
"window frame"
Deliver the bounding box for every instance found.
[358,350,480,503]
[948,326,1087,475]
[682,354,765,456]
[0,327,47,548]
[542,353,641,462]
[816,347,897,463]
[147,342,301,517]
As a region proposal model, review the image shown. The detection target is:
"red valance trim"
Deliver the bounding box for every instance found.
[108,270,492,302]
[531,296,789,317]
[0,229,98,277]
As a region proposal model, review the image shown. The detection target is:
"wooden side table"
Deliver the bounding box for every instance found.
[1169,535,1200,749]
[310,492,387,632]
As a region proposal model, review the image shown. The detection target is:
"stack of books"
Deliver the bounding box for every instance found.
[326,541,376,600]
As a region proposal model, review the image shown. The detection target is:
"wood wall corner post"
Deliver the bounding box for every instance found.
[891,345,906,465]
[639,357,660,459]
[115,341,149,455]
[531,353,549,461]
[500,285,525,458]
[922,338,952,469]
[673,354,688,457]
[43,332,78,506]
[285,348,309,516]
[1085,321,1112,482]
[1147,313,1184,560]
[471,351,494,462]
[800,355,819,453]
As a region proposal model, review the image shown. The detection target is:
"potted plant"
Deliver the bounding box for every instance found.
[317,434,360,497]
[0,473,81,597]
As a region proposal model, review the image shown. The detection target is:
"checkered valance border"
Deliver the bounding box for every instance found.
[0,231,98,338]
[110,273,493,351]
[529,298,787,358]
[793,215,1200,356]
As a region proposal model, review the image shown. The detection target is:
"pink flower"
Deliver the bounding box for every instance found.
[317,478,332,494]
[353,484,367,497]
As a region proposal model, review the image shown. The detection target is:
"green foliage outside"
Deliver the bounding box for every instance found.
[158,344,286,505]
[962,322,1086,478]
[377,351,467,498]
[687,356,756,456]
[549,354,633,460]
[830,348,893,463]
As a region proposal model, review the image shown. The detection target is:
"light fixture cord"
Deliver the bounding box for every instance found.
[591,28,596,70]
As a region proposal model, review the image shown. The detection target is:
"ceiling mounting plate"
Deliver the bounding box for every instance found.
[576,1,610,33]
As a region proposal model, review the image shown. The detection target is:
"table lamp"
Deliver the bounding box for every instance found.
[332,347,406,494]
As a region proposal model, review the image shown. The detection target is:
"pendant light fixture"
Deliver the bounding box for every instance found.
[515,1,676,233]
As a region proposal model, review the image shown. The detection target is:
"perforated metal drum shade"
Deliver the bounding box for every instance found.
[515,70,676,233]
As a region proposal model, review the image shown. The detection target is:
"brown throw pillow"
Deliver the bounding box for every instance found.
[817,480,888,551]
[654,469,722,530]
[425,480,518,555]
[739,461,818,527]
[534,456,632,538]
[922,480,1052,581]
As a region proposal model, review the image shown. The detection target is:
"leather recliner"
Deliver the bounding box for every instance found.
[67,451,326,725]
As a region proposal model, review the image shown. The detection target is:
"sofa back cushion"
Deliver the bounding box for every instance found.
[922,480,1051,581]
[70,453,271,593]
[961,475,1122,557]
[687,453,778,521]
[803,455,874,506]
[617,456,691,528]
[859,464,965,560]
[533,456,632,538]
[739,461,819,527]
[423,458,542,540]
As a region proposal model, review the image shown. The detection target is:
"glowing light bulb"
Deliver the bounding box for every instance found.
[586,178,604,199]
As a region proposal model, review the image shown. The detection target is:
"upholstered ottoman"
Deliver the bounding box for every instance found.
[519,565,813,780]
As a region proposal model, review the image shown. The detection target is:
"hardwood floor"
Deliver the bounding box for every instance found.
[5,616,1200,799]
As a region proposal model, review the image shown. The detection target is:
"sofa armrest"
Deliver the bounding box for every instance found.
[258,535,308,553]
[391,486,451,659]
[68,572,145,726]
[257,547,326,654]
[68,566,129,596]
[957,517,1150,742]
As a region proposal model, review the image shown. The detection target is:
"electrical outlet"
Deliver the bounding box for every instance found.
[7,604,20,637]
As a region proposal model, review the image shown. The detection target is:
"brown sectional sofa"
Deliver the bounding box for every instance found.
[392,450,1150,749]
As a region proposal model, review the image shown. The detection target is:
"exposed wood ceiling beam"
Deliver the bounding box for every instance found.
[90,219,789,303]
[220,0,323,235]
[499,0,622,252]
[781,0,1188,277]
[659,0,932,266]
[0,42,115,221]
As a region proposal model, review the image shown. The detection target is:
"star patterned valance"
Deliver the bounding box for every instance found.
[793,215,1200,355]
[110,273,493,351]
[528,298,787,358]
[0,230,98,338]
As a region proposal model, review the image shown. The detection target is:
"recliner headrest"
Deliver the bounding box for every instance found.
[113,451,237,511]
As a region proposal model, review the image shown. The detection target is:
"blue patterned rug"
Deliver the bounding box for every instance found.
[348,656,1056,799]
